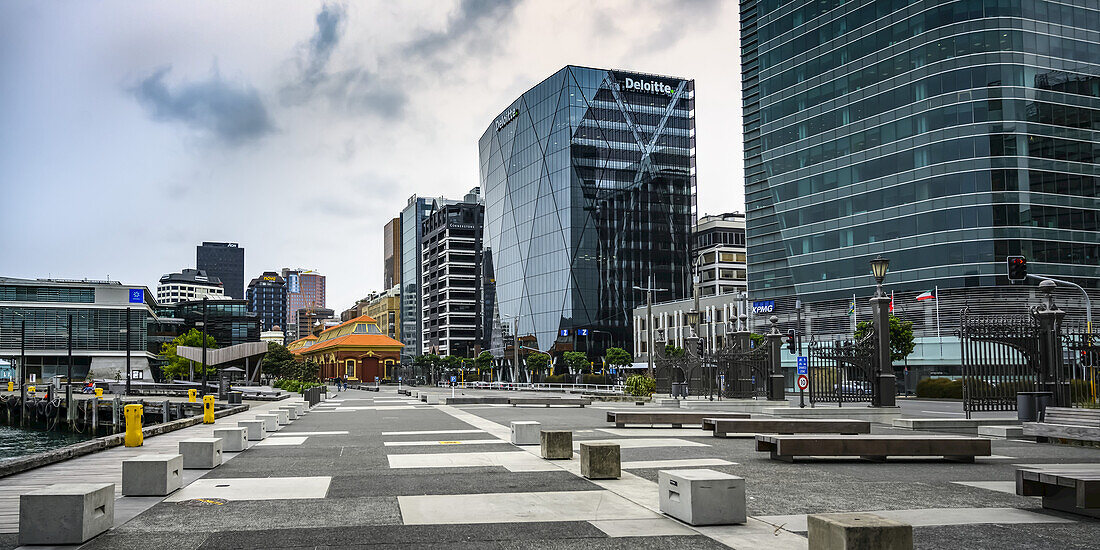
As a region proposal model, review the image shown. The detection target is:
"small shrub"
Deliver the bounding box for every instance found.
[544,374,568,384]
[582,374,608,385]
[625,374,656,397]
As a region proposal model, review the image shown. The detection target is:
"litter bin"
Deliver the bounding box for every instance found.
[671,383,688,398]
[228,391,243,405]
[1017,391,1054,422]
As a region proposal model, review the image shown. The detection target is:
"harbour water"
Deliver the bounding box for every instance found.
[0,425,95,460]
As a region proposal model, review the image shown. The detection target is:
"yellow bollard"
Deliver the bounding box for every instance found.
[94,387,103,398]
[124,404,143,447]
[6,381,12,392]
[188,388,198,403]
[27,386,35,394]
[202,395,215,424]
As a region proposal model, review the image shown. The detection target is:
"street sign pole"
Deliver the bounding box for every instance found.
[797,356,808,408]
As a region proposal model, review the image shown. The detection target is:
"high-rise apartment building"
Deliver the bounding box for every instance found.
[246,271,287,334]
[741,0,1100,335]
[399,194,463,365]
[281,268,326,342]
[421,199,488,357]
[480,65,695,353]
[694,213,747,298]
[384,217,402,289]
[196,242,244,299]
[156,269,224,305]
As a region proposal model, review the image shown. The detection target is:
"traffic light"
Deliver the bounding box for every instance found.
[1007,256,1028,282]
[786,329,796,353]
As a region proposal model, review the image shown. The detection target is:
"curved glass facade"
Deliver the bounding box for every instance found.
[480,65,696,352]
[742,0,1100,303]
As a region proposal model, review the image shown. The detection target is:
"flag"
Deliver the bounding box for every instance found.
[847,300,855,316]
[916,290,935,301]
[889,291,894,312]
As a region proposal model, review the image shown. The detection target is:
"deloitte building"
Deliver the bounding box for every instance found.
[479,65,696,356]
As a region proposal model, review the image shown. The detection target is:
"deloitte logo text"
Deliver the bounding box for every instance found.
[496,108,520,131]
[623,77,675,95]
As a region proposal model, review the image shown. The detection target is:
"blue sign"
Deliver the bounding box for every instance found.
[450,375,457,383]
[577,329,589,336]
[560,329,570,337]
[797,356,808,376]
[128,288,144,304]
[752,300,776,314]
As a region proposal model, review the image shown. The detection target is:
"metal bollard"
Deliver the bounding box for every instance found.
[188,388,198,403]
[6,381,11,392]
[94,387,103,397]
[27,385,35,394]
[124,404,144,447]
[202,395,215,424]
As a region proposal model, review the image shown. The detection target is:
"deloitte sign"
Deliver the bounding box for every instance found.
[623,77,675,96]
[495,108,520,131]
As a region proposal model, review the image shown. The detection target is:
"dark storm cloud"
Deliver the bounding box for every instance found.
[282,3,406,118]
[404,0,520,58]
[132,67,273,144]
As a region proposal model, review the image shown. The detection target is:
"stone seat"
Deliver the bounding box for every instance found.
[709,418,870,437]
[19,483,114,545]
[179,438,223,469]
[509,397,590,408]
[607,410,749,428]
[755,434,991,463]
[122,454,183,496]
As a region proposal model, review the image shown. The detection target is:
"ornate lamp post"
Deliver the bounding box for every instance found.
[868,256,895,407]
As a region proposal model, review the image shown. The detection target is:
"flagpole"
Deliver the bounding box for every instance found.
[935,285,942,356]
[852,293,857,333]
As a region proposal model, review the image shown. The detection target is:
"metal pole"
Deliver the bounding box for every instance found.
[513,318,520,384]
[796,299,803,355]
[67,314,73,422]
[647,276,654,377]
[125,307,131,396]
[201,297,207,397]
[1027,274,1091,336]
[19,319,25,425]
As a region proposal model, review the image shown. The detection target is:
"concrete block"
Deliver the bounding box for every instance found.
[977,425,1024,438]
[540,430,573,459]
[256,414,280,432]
[659,469,745,526]
[580,442,620,479]
[179,438,223,469]
[278,406,298,420]
[122,454,183,496]
[426,395,440,405]
[238,420,267,441]
[292,402,306,415]
[273,409,290,425]
[807,512,913,550]
[213,427,248,452]
[655,398,681,408]
[511,421,541,445]
[19,483,114,545]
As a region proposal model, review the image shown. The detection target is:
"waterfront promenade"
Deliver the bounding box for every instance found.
[2,388,1099,548]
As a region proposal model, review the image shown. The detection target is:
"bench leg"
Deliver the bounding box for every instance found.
[770,451,794,463]
[944,455,975,463]
[860,455,888,462]
[616,423,625,428]
[1042,486,1100,519]
[672,424,682,428]
[546,404,550,408]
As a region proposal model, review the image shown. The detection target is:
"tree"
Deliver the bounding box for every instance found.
[749,333,766,349]
[415,354,440,381]
[286,359,320,383]
[474,351,493,370]
[563,351,589,373]
[525,353,550,373]
[625,374,656,397]
[441,355,462,373]
[160,329,218,380]
[664,344,686,358]
[263,342,296,380]
[855,315,916,362]
[605,347,632,368]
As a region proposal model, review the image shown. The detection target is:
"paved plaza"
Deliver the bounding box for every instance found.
[3,388,1099,549]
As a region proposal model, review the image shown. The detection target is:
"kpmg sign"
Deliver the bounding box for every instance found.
[623,77,675,96]
[751,300,776,314]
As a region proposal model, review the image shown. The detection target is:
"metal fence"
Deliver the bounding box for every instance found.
[807,332,876,405]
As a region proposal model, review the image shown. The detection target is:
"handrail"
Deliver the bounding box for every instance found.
[436,381,624,394]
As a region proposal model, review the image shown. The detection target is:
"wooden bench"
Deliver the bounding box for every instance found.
[755,434,991,463]
[709,418,871,438]
[509,397,591,408]
[1023,407,1100,443]
[607,411,749,428]
[1016,467,1100,519]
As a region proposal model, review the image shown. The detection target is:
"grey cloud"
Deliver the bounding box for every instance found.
[404,0,520,60]
[133,67,273,144]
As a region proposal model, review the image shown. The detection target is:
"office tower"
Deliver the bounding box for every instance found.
[196,242,244,299]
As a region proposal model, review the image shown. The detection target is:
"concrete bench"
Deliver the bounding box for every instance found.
[511,421,541,445]
[710,418,870,438]
[180,438,223,469]
[1016,467,1100,519]
[238,420,267,441]
[213,427,248,452]
[510,397,591,408]
[658,469,745,525]
[20,483,115,545]
[755,434,991,463]
[807,512,912,549]
[1023,407,1100,443]
[608,410,749,428]
[122,454,183,496]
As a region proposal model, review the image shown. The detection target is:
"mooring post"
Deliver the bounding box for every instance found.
[91,397,99,434]
[162,399,170,424]
[112,396,121,431]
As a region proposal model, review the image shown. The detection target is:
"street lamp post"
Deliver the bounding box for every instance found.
[66,314,74,426]
[869,256,895,407]
[200,297,208,397]
[125,307,131,396]
[633,275,667,378]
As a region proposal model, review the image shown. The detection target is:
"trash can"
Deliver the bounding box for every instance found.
[1017,391,1054,422]
[671,383,688,398]
[228,391,243,405]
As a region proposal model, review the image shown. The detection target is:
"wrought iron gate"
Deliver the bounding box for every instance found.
[708,341,769,399]
[807,331,876,405]
[958,310,1044,415]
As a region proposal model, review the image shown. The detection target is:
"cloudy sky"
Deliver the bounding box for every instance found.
[0,0,743,312]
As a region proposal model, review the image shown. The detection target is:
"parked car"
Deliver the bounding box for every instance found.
[835,381,871,395]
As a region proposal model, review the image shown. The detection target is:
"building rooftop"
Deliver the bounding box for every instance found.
[159,269,223,286]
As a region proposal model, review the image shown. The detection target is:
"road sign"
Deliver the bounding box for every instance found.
[797,374,808,390]
[796,356,808,375]
[450,375,457,383]
[577,329,589,336]
[375,377,379,381]
[560,329,570,337]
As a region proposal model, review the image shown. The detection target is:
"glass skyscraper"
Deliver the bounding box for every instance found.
[196,242,244,299]
[742,1,1100,328]
[480,65,696,353]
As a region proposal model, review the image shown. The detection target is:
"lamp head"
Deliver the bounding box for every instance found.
[870,256,890,285]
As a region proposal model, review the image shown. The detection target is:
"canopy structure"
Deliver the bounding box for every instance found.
[177,341,268,383]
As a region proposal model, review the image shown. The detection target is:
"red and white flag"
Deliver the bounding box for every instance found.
[916,290,935,301]
[889,291,894,312]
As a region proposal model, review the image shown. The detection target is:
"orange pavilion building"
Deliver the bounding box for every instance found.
[288,314,403,382]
